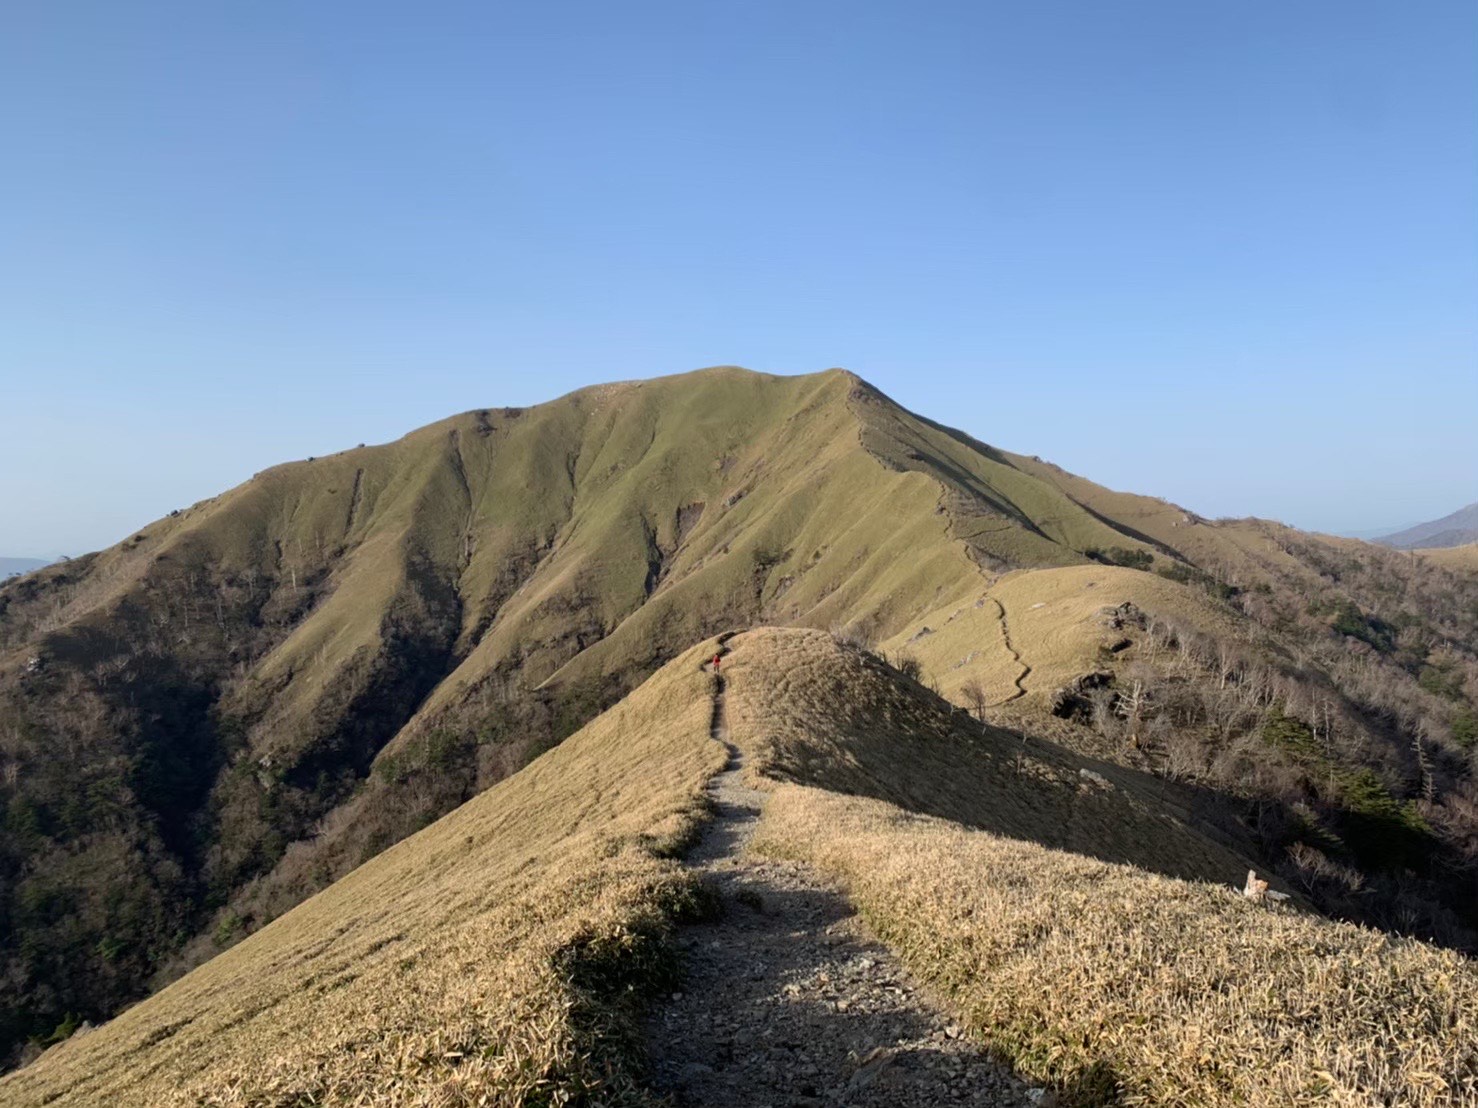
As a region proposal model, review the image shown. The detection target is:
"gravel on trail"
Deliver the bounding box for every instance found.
[645,643,1031,1107]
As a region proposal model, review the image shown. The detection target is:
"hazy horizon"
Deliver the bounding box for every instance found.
[3,2,1475,554]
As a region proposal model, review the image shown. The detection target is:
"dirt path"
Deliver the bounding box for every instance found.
[645,637,1027,1107]
[987,597,1031,705]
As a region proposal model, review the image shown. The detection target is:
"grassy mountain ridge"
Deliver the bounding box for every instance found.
[5,628,1472,1107]
[1,365,1476,1064]
[1,366,1033,1056]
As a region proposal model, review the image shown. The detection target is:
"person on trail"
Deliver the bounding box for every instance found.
[712,652,722,671]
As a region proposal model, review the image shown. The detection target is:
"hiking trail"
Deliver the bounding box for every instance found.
[645,634,1028,1107]
[988,596,1031,705]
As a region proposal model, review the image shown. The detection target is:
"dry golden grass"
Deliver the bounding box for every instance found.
[752,786,1477,1107]
[881,565,1248,709]
[719,629,1476,1107]
[878,588,1024,703]
[1004,454,1318,585]
[1,640,728,1108]
[8,626,1473,1108]
[991,566,1243,694]
[1413,544,1478,572]
[725,627,1266,887]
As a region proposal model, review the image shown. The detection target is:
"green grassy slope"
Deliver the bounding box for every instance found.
[0,637,726,1107]
[3,366,1024,1056]
[1,365,1475,1064]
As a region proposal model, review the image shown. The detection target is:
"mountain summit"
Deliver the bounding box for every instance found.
[1,367,1475,1078]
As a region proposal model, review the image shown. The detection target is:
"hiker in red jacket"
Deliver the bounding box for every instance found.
[712,652,722,672]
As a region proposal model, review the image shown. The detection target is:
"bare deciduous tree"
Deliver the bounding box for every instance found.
[961,679,989,721]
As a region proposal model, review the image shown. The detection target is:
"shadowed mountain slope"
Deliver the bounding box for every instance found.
[5,629,1472,1108]
[2,365,1127,1055]
[1,366,1476,1063]
[726,627,1268,887]
[0,637,726,1107]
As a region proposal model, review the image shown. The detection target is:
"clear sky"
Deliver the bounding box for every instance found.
[2,1,1474,556]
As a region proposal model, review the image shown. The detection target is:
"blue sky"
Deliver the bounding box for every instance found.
[2,1,1474,555]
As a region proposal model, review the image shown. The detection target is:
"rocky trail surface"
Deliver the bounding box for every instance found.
[645,637,1031,1107]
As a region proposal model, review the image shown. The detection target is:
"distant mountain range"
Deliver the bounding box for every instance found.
[1378,502,1478,549]
[0,557,49,578]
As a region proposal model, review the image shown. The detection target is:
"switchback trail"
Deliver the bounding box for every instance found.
[988,596,1031,705]
[645,635,1026,1107]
